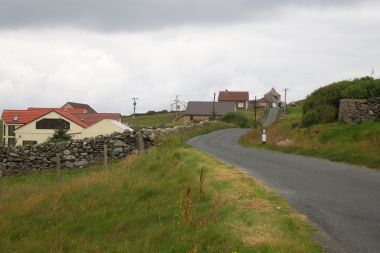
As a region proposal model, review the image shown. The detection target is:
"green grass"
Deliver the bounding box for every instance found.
[0,122,321,253]
[123,112,182,128]
[240,105,380,169]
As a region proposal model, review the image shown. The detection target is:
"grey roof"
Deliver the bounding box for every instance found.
[185,101,235,116]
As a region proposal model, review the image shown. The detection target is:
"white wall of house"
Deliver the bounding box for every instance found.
[78,119,132,139]
[14,111,84,146]
[170,103,187,112]
[2,121,23,146]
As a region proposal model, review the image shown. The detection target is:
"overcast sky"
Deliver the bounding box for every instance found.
[0,0,379,114]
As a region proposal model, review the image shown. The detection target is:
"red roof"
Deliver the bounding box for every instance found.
[218,91,249,101]
[71,113,121,127]
[1,108,120,128]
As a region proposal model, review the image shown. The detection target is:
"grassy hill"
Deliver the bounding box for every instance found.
[0,123,321,253]
[240,105,380,169]
[123,112,182,128]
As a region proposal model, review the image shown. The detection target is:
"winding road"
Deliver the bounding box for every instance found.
[188,129,380,253]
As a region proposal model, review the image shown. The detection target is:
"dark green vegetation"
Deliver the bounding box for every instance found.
[240,105,380,169]
[0,123,321,252]
[48,128,72,143]
[0,120,2,145]
[122,112,182,128]
[221,108,266,128]
[302,77,380,126]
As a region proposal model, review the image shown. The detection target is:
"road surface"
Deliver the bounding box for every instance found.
[263,107,280,127]
[188,128,380,253]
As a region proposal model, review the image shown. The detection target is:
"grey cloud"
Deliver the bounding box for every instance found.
[0,0,367,31]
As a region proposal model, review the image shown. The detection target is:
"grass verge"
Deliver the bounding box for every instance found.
[0,122,321,252]
[239,106,380,169]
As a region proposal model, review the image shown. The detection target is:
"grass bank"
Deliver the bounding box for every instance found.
[0,122,321,252]
[240,106,380,169]
[123,112,182,128]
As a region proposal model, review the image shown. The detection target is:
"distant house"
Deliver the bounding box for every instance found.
[218,90,249,110]
[62,102,97,113]
[170,101,187,112]
[258,88,282,108]
[1,103,129,146]
[184,101,236,123]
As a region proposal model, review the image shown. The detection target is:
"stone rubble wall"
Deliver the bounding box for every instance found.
[338,97,380,123]
[0,124,194,176]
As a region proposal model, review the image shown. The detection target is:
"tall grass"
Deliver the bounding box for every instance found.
[0,123,321,252]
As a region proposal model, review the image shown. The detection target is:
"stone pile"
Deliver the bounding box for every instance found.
[0,124,197,176]
[339,97,380,123]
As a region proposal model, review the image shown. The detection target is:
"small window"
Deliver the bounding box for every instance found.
[8,125,16,136]
[8,138,15,146]
[23,140,37,146]
[238,102,244,108]
[36,119,70,130]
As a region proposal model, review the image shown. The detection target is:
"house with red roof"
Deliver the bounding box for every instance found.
[218,90,250,110]
[1,102,130,146]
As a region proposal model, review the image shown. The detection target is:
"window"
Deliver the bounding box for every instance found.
[23,140,37,146]
[36,119,70,130]
[8,138,15,146]
[238,102,244,108]
[8,125,16,136]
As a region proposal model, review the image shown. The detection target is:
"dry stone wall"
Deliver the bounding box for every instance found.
[0,125,193,176]
[338,97,380,123]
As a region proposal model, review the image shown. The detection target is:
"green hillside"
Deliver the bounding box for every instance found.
[123,112,182,128]
[240,105,380,169]
[0,123,321,253]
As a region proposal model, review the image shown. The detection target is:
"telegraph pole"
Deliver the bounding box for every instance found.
[283,88,289,115]
[212,92,216,120]
[254,96,257,121]
[175,95,179,118]
[132,97,138,119]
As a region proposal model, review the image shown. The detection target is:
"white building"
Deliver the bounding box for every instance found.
[1,103,131,146]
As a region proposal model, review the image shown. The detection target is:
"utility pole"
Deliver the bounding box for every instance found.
[212,92,216,120]
[132,97,138,119]
[254,96,257,121]
[175,95,179,118]
[283,88,289,115]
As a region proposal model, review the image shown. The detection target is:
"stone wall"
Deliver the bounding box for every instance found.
[338,97,380,123]
[0,125,193,176]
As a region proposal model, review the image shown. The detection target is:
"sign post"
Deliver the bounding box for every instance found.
[262,128,267,144]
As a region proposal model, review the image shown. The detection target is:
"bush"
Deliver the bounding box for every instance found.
[302,77,380,126]
[48,128,72,143]
[221,112,249,128]
[302,111,320,127]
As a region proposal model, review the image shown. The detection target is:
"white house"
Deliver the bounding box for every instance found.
[1,103,129,146]
[170,101,187,112]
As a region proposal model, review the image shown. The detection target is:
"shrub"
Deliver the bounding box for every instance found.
[221,112,249,128]
[302,111,320,127]
[302,77,380,126]
[48,128,72,143]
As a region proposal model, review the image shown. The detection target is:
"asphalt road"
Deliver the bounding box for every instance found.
[188,128,380,253]
[263,107,280,127]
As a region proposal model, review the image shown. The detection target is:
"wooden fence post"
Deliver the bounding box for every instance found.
[137,133,145,153]
[56,153,61,188]
[200,167,205,200]
[0,170,3,209]
[103,144,108,169]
